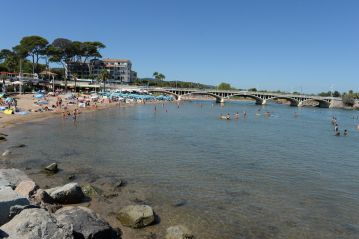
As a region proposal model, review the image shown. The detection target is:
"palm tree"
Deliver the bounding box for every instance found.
[158,73,165,81]
[99,69,109,92]
[153,72,159,80]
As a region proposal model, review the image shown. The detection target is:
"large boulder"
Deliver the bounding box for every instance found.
[15,180,38,198]
[9,204,40,220]
[32,189,54,205]
[0,168,31,189]
[0,186,29,225]
[117,205,154,228]
[0,208,74,239]
[48,183,84,204]
[56,206,114,239]
[166,225,194,239]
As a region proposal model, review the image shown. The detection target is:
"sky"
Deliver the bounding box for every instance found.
[1,0,358,93]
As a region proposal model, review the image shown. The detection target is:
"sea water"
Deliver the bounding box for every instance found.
[1,101,359,239]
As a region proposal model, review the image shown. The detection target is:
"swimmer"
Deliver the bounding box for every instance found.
[264,111,271,117]
[334,123,339,132]
[344,129,348,136]
[234,112,239,119]
[243,111,247,118]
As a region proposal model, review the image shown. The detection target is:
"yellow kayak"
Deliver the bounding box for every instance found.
[3,109,13,115]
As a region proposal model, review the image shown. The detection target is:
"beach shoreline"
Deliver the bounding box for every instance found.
[0,93,173,131]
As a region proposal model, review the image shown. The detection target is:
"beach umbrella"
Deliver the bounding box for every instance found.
[34,94,44,99]
[5,97,14,102]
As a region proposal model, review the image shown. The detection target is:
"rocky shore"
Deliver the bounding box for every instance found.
[0,166,194,239]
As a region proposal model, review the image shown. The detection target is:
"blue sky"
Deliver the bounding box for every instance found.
[1,0,358,93]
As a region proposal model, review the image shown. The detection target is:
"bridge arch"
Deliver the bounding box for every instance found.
[265,97,299,106]
[182,92,223,103]
[147,90,180,100]
[225,94,264,105]
[300,99,331,108]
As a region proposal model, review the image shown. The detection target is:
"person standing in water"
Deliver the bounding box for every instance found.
[334,123,339,132]
[344,129,348,136]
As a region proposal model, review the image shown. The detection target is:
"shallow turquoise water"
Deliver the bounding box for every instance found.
[2,101,359,238]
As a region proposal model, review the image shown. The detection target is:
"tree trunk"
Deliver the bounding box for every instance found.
[32,55,35,74]
[74,78,77,93]
[62,62,68,93]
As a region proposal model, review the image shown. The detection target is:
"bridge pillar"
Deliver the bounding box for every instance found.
[177,95,182,101]
[318,101,330,108]
[298,101,303,107]
[216,97,225,103]
[290,101,299,107]
[257,99,266,105]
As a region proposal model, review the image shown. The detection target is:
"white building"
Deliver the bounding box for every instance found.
[103,58,137,83]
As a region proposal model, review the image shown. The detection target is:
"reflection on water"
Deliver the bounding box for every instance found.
[1,101,359,238]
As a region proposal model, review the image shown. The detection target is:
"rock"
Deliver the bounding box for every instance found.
[43,203,63,213]
[45,186,61,195]
[114,180,123,188]
[9,204,40,220]
[0,208,74,239]
[117,205,155,228]
[45,163,58,173]
[172,199,188,207]
[68,175,76,180]
[1,150,11,157]
[8,144,26,149]
[32,189,54,205]
[82,184,101,197]
[166,225,194,239]
[56,206,114,239]
[0,136,6,141]
[0,168,31,189]
[49,183,85,204]
[15,180,38,198]
[0,186,29,225]
[103,193,119,199]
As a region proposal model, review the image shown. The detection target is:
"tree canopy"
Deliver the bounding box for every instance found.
[218,82,232,90]
[153,72,165,81]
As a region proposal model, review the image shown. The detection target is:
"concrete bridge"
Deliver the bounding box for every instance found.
[146,88,336,108]
[48,81,337,108]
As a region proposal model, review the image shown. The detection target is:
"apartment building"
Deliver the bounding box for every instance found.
[68,58,137,83]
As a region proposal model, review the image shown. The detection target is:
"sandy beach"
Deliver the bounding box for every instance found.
[0,93,145,130]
